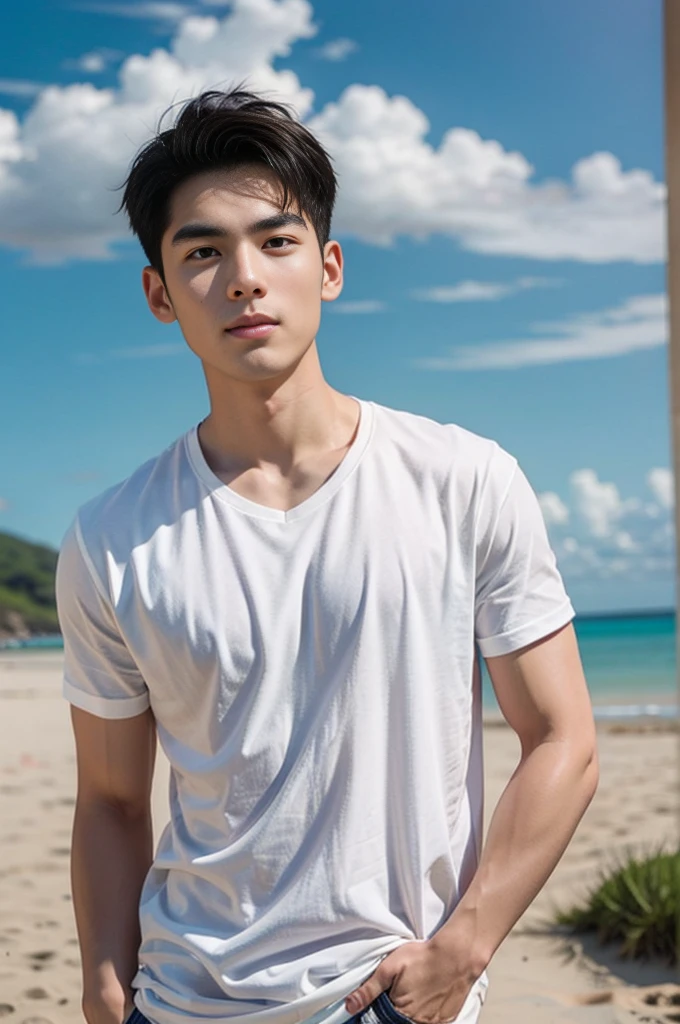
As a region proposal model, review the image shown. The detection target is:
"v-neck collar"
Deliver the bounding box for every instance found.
[185,396,375,523]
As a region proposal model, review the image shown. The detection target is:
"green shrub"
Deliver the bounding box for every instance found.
[0,584,60,632]
[555,847,680,965]
[0,531,60,635]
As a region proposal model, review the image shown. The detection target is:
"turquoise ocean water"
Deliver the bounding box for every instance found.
[479,610,679,718]
[3,611,679,719]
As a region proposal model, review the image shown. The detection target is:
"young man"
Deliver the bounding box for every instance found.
[55,87,598,1024]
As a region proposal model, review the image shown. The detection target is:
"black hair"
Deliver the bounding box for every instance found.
[118,83,338,279]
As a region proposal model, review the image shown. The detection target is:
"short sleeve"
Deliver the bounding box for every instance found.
[55,517,150,719]
[474,451,575,658]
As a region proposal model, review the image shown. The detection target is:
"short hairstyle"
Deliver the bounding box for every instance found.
[119,84,338,279]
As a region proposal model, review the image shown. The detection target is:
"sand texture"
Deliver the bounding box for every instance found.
[0,653,678,1024]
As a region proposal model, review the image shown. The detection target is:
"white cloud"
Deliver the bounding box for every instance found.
[314,38,359,62]
[613,530,639,552]
[0,79,44,97]
[538,466,675,583]
[0,0,317,263]
[63,49,125,73]
[73,2,191,21]
[329,300,385,314]
[414,281,511,303]
[570,469,624,539]
[0,2,665,264]
[411,277,561,303]
[80,53,106,73]
[0,111,23,162]
[309,87,664,262]
[647,467,674,510]
[412,293,667,371]
[539,491,570,526]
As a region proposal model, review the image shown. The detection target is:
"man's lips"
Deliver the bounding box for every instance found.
[226,322,279,339]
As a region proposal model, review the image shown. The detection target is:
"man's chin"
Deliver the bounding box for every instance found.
[201,354,303,385]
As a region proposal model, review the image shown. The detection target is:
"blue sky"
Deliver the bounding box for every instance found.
[0,0,670,615]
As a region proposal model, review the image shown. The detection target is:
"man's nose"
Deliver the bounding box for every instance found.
[226,249,267,300]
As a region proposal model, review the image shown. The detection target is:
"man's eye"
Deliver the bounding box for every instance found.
[189,247,219,260]
[264,237,293,250]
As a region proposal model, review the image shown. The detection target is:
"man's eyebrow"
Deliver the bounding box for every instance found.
[170,213,308,246]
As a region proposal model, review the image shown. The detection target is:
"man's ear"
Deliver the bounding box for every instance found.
[142,265,177,324]
[320,240,343,303]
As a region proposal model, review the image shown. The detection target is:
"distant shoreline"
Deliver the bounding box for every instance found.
[2,646,677,725]
[1,607,677,650]
[575,607,675,620]
[1,603,677,649]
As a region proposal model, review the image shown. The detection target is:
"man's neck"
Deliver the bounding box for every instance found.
[197,348,359,476]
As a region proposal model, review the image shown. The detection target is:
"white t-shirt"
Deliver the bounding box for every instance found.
[56,397,575,1024]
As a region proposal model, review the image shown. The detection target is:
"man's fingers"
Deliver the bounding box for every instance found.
[345,968,392,1015]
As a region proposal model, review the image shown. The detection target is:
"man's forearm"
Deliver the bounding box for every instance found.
[71,798,154,1024]
[431,735,599,974]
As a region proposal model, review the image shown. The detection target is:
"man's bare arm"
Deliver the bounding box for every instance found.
[70,705,157,1024]
[344,620,599,1023]
[431,620,599,972]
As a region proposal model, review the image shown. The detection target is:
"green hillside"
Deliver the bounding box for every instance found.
[0,531,60,636]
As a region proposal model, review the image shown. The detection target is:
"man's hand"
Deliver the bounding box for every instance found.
[344,939,479,1024]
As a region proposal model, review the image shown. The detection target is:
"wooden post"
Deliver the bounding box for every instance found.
[663,0,680,966]
[665,13,680,638]
[665,7,680,548]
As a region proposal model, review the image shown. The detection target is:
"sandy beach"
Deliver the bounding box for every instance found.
[0,653,678,1024]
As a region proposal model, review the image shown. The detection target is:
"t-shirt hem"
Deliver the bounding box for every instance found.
[63,676,150,719]
[476,599,576,658]
[135,967,487,1024]
[134,940,405,1024]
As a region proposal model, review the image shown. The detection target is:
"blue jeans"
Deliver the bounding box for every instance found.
[124,990,416,1024]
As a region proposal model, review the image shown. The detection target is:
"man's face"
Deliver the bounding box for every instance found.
[143,164,343,384]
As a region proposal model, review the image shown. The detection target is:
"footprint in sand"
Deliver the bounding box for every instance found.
[643,992,680,1007]
[573,991,614,1005]
[23,989,48,1000]
[28,952,55,964]
[0,1006,14,1018]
